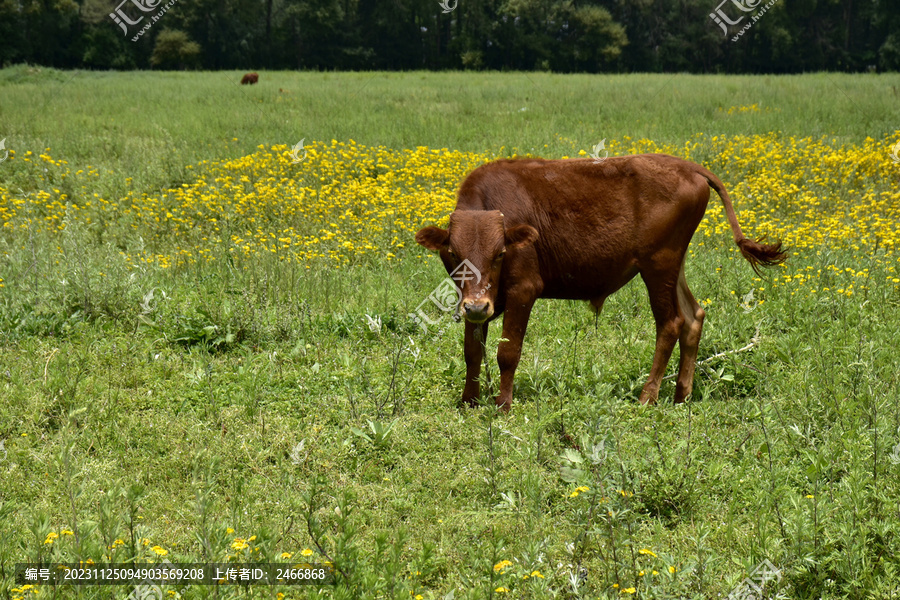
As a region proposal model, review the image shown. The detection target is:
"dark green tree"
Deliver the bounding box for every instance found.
[0,0,896,72]
[150,28,201,69]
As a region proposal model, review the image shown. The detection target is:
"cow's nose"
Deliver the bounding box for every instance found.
[463,299,492,322]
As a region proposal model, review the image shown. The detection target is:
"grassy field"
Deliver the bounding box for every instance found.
[1,66,900,600]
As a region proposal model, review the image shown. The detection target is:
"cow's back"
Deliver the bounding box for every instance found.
[456,155,711,299]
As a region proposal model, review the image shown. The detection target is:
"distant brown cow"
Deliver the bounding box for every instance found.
[240,72,259,85]
[416,154,786,412]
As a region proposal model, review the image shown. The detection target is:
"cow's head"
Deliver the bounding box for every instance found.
[415,210,538,323]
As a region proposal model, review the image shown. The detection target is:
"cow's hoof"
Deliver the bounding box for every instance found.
[459,397,479,409]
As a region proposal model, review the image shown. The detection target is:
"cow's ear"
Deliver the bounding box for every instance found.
[505,225,538,249]
[416,226,450,251]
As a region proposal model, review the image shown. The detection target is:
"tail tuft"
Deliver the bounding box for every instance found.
[737,237,788,275]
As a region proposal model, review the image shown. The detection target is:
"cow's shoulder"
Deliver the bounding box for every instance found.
[457,159,541,209]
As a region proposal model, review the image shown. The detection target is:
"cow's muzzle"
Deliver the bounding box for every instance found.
[462,298,493,323]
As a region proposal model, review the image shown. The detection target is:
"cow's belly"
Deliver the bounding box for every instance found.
[539,261,640,300]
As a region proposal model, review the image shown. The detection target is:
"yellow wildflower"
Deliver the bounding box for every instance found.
[231,539,249,551]
[493,560,513,572]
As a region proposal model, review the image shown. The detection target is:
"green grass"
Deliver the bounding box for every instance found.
[1,67,900,600]
[1,66,898,187]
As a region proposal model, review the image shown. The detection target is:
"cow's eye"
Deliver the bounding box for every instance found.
[494,251,506,263]
[447,249,456,257]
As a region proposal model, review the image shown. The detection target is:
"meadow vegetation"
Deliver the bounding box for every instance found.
[1,67,900,599]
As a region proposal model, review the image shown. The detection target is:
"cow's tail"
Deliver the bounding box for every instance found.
[699,166,787,275]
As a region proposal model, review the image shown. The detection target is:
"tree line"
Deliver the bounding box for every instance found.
[1,0,898,72]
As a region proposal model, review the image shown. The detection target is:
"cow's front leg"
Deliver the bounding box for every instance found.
[461,320,489,407]
[495,297,535,412]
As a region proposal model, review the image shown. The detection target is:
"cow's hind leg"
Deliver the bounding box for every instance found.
[674,266,705,403]
[638,271,684,405]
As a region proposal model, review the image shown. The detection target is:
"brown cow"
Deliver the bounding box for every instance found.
[240,72,259,85]
[416,154,786,412]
